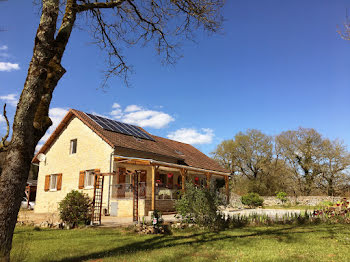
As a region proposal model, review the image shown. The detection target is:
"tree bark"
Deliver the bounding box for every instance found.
[0,1,63,260]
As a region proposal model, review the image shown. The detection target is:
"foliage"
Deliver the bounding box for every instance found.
[175,182,225,230]
[241,193,264,208]
[58,190,91,228]
[313,198,350,223]
[213,127,350,196]
[276,191,288,204]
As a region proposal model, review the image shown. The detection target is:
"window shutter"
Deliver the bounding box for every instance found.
[44,175,50,192]
[78,171,85,189]
[155,171,160,181]
[168,173,173,188]
[118,167,126,183]
[56,174,62,191]
[140,170,147,183]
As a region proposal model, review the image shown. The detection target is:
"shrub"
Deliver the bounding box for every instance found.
[175,182,225,230]
[58,190,92,228]
[276,191,288,204]
[241,193,264,208]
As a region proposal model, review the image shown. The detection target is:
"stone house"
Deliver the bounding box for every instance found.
[33,109,230,220]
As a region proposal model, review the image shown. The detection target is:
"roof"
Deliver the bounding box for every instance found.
[33,109,229,173]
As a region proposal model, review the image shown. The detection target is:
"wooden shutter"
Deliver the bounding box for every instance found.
[44,175,50,192]
[140,170,147,183]
[94,169,101,186]
[139,170,147,198]
[155,171,160,182]
[78,171,85,189]
[56,174,63,191]
[168,173,173,189]
[118,167,126,183]
[117,167,126,198]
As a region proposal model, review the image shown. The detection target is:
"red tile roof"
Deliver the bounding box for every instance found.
[33,109,229,173]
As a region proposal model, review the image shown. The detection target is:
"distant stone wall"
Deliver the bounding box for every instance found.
[229,193,345,207]
[262,196,344,206]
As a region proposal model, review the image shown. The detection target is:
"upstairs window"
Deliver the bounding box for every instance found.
[70,139,77,154]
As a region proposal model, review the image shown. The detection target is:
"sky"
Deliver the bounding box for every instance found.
[1,0,350,155]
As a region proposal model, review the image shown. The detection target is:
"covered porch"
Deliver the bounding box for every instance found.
[107,156,231,218]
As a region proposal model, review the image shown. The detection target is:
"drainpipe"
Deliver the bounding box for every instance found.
[107,149,115,214]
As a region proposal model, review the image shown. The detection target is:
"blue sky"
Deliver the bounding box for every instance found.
[1,0,350,155]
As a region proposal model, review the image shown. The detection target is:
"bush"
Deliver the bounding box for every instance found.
[175,182,225,230]
[58,190,92,228]
[276,191,288,204]
[241,193,264,208]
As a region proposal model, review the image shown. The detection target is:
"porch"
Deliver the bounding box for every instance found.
[107,156,231,218]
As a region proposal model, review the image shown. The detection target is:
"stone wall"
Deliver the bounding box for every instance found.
[229,193,345,207]
[262,196,344,206]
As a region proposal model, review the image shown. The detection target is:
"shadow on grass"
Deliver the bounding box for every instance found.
[48,225,319,262]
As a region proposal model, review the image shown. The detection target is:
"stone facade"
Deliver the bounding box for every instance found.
[35,116,113,213]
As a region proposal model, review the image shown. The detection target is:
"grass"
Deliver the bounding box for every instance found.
[11,224,350,262]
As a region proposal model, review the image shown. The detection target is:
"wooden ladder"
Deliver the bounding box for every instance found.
[133,173,139,222]
[92,175,104,225]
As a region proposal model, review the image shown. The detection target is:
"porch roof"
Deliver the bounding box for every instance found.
[114,156,230,176]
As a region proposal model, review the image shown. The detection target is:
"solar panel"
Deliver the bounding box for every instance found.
[86,113,155,141]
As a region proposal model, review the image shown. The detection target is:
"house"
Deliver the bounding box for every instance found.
[33,109,231,221]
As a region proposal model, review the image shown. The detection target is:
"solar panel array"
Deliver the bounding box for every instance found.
[86,113,155,141]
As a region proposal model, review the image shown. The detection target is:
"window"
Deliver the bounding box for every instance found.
[50,174,58,190]
[84,170,95,188]
[70,139,77,154]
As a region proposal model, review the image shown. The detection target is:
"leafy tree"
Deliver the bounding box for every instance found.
[318,139,350,196]
[0,1,224,259]
[175,182,224,230]
[58,190,92,228]
[213,129,283,194]
[276,128,324,195]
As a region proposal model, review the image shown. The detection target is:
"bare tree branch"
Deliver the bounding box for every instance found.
[0,104,10,151]
[77,0,126,13]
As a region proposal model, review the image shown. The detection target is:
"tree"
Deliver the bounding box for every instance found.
[212,129,278,194]
[318,139,350,196]
[276,127,324,195]
[0,1,224,260]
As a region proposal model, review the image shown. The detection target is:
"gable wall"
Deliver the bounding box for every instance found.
[35,116,113,213]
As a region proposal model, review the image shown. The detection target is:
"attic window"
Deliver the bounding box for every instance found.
[175,150,184,155]
[70,139,77,154]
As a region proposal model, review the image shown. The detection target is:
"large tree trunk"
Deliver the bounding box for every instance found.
[0,1,60,260]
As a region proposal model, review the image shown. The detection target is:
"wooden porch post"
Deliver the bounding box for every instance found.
[181,169,187,192]
[206,173,211,189]
[151,165,156,211]
[225,176,230,203]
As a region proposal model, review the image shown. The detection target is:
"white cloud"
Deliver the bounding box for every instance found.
[110,108,123,119]
[112,103,121,109]
[0,45,8,51]
[107,102,174,129]
[124,104,142,112]
[0,62,19,72]
[0,115,4,123]
[123,110,174,129]
[167,128,214,145]
[0,93,18,107]
[36,107,68,152]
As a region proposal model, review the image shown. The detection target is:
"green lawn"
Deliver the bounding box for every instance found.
[12,224,350,262]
